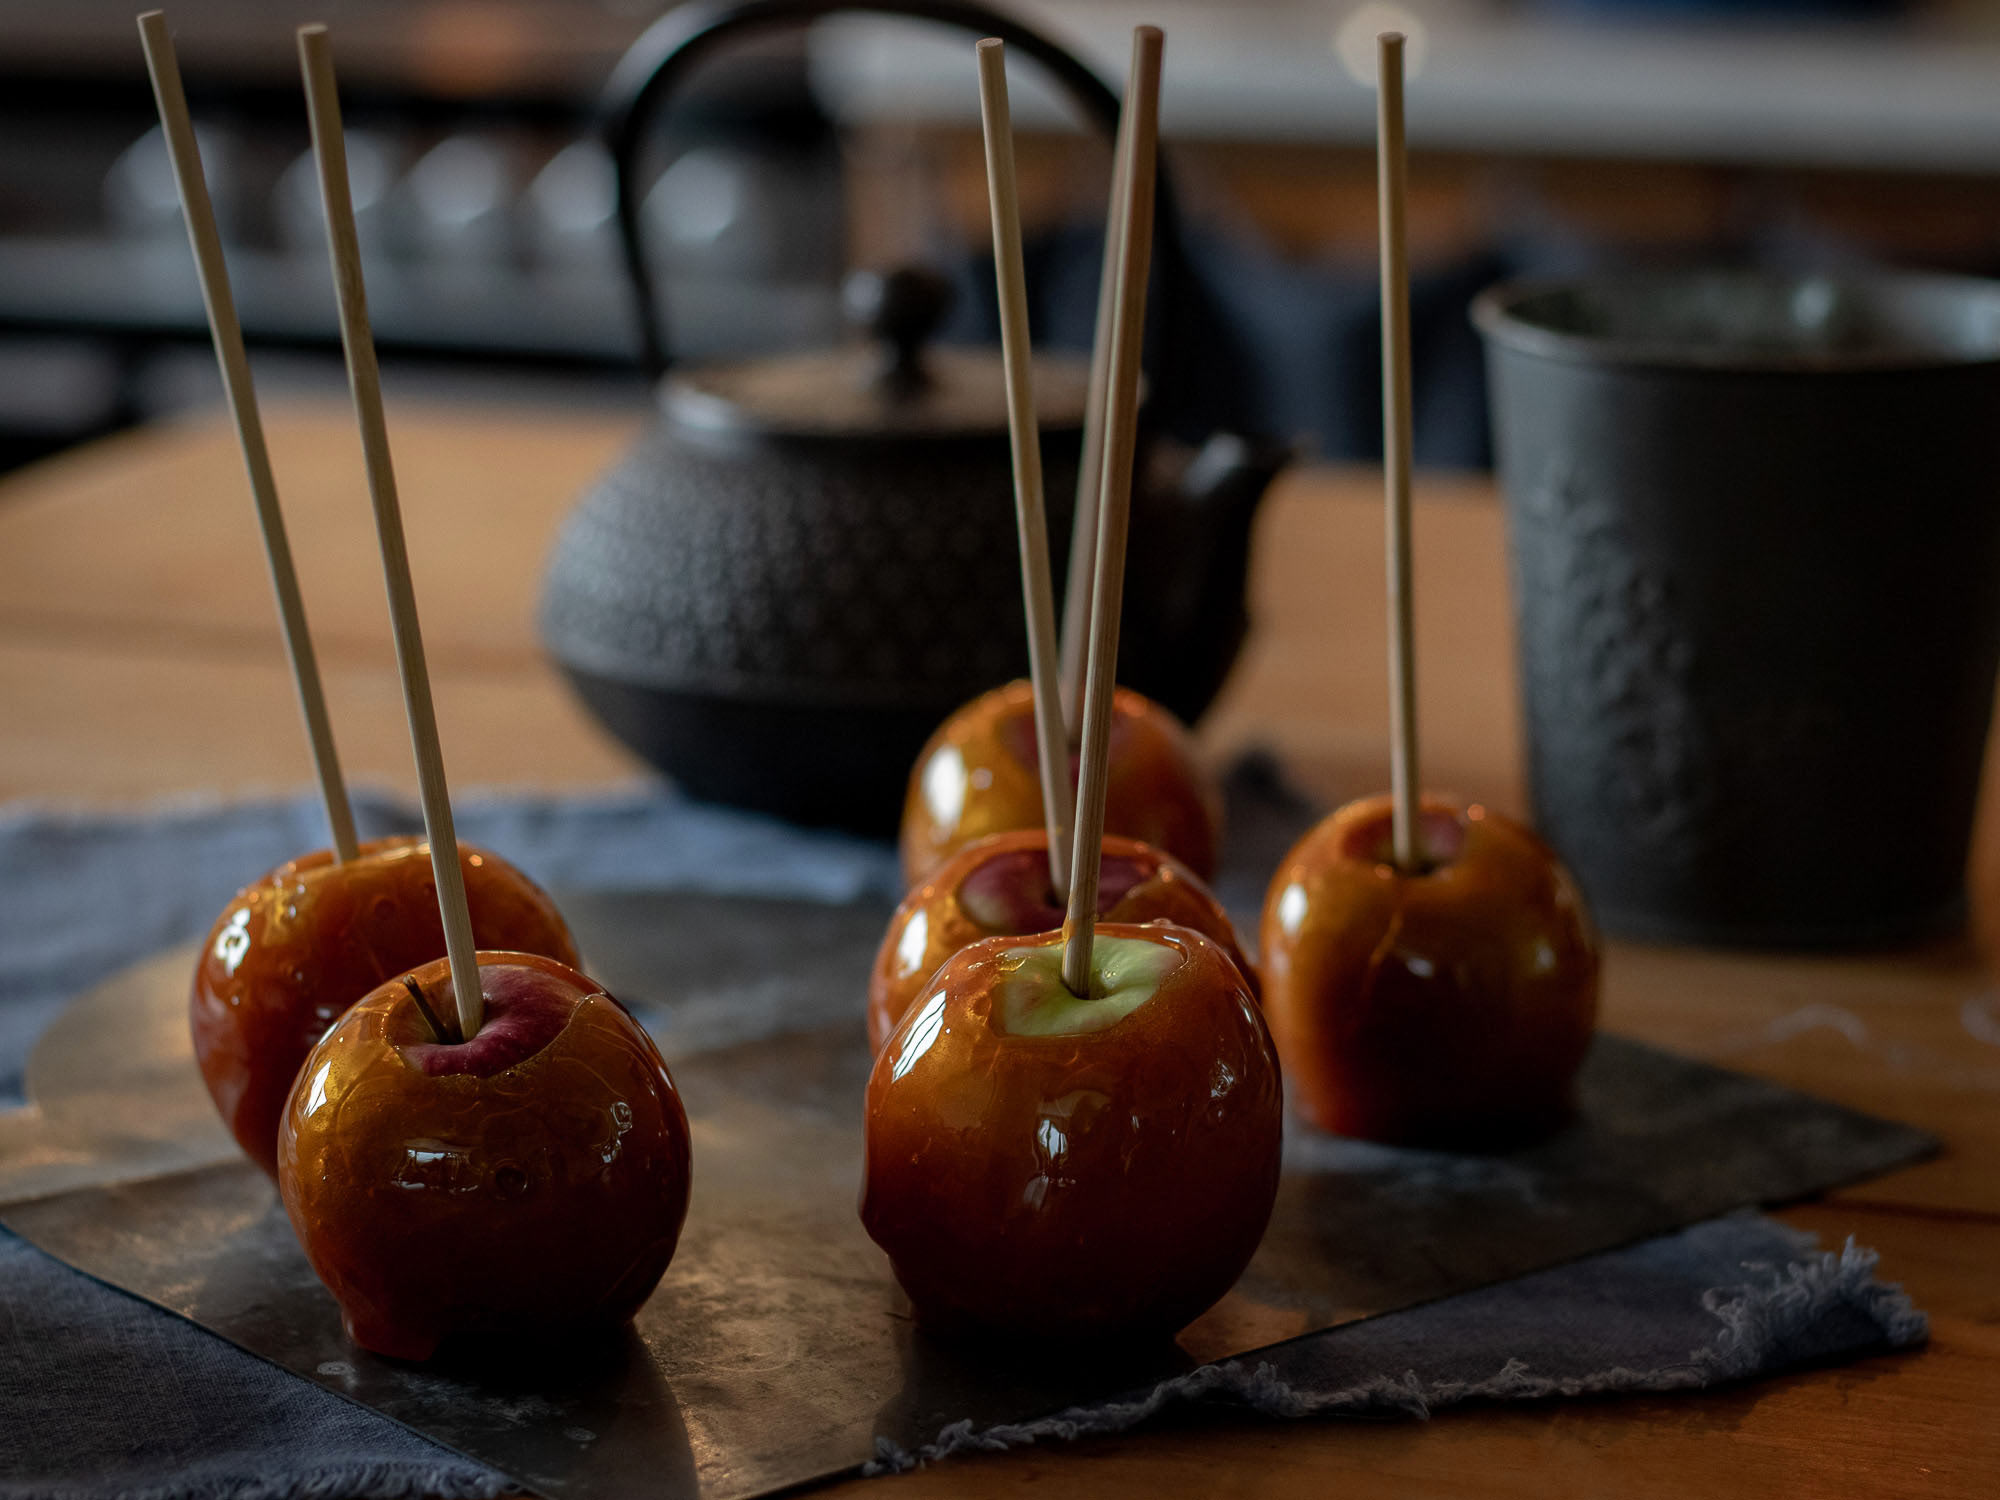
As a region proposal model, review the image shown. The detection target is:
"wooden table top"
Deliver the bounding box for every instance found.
[1,401,1994,1497]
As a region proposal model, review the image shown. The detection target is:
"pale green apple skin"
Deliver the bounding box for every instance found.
[989,935,1180,1036]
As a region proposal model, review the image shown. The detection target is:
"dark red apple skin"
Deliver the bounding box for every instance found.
[277,951,691,1362]
[867,829,1256,1053]
[1259,794,1600,1147]
[861,924,1283,1343]
[898,679,1223,887]
[190,836,579,1178]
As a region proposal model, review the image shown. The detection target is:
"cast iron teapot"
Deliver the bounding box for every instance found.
[539,0,1289,833]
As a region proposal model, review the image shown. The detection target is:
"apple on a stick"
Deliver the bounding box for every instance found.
[1256,35,1599,1148]
[281,953,692,1361]
[138,12,582,1175]
[274,22,691,1361]
[863,924,1278,1341]
[863,29,1283,1345]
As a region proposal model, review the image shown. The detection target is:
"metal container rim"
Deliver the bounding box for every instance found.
[1471,269,2000,375]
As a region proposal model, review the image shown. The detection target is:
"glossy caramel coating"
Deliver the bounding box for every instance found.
[278,952,691,1362]
[191,837,578,1177]
[862,924,1283,1343]
[1259,794,1599,1146]
[867,830,1255,1053]
[899,680,1222,887]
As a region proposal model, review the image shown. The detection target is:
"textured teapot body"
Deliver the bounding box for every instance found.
[544,417,1079,709]
[538,415,1279,832]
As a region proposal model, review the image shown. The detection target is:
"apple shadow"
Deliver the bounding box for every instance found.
[173,1186,698,1500]
[396,1325,700,1500]
[870,1294,1197,1458]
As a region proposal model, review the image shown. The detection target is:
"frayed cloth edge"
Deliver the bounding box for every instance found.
[864,1236,1928,1475]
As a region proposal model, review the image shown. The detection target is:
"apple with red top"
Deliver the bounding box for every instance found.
[1259,793,1599,1147]
[868,828,1255,1053]
[899,679,1222,888]
[278,950,691,1362]
[190,835,579,1177]
[862,922,1282,1342]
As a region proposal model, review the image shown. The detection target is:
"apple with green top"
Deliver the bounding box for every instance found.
[861,922,1282,1341]
[868,827,1254,1053]
[872,28,1278,1343]
[190,835,579,1177]
[278,950,691,1362]
[899,679,1223,888]
[1259,793,1600,1146]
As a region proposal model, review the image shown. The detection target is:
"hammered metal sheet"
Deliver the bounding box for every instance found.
[0,948,238,1207]
[0,889,1936,1500]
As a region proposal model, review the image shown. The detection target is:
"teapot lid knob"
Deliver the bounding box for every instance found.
[844,268,952,400]
[844,267,952,399]
[661,263,1089,441]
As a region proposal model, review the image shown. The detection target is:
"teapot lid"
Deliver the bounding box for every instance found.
[663,267,1093,441]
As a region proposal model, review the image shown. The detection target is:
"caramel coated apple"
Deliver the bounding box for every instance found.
[278,952,691,1361]
[191,837,578,1177]
[1259,794,1599,1146]
[899,680,1222,887]
[867,829,1255,1053]
[862,923,1282,1343]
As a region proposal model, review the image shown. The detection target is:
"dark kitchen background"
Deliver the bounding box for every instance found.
[2,0,1997,474]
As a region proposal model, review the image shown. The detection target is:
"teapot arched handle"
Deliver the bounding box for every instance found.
[599,0,1191,390]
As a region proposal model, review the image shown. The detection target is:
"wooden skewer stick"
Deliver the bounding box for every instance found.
[1062,26,1161,1000]
[1057,89,1133,748]
[298,23,481,1041]
[137,11,359,864]
[1377,32,1421,873]
[977,38,1074,901]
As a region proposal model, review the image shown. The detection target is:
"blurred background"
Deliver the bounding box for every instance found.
[2,0,1998,473]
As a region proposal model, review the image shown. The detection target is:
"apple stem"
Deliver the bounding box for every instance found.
[299,24,483,1041]
[138,12,360,866]
[1062,26,1161,1001]
[1377,33,1421,874]
[400,975,452,1045]
[977,39,1074,902]
[1057,88,1132,753]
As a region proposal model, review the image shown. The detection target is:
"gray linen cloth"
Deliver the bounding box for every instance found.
[0,789,1926,1498]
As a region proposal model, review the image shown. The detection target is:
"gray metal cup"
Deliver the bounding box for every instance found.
[1473,271,2000,947]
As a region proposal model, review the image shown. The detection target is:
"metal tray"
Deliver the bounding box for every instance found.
[0,888,1935,1499]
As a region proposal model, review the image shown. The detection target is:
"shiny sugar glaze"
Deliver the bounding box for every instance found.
[897,679,1223,888]
[1259,794,1600,1147]
[862,923,1282,1343]
[866,829,1257,1054]
[189,837,578,1177]
[278,952,691,1362]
